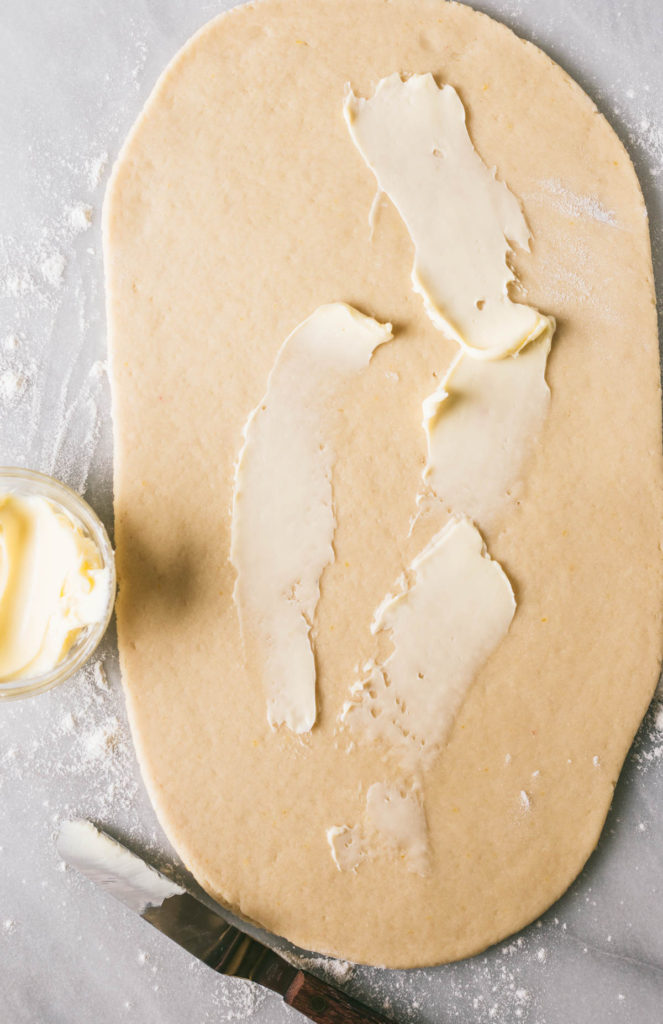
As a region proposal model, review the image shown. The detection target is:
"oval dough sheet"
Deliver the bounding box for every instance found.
[105,0,663,967]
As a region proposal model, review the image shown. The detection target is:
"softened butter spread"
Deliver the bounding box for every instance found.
[231,303,392,734]
[0,492,110,681]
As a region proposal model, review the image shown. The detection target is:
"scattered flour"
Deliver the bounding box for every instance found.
[0,657,139,822]
[59,712,75,735]
[0,368,28,405]
[40,251,66,287]
[87,151,109,190]
[630,117,663,177]
[0,135,109,479]
[539,178,618,225]
[284,952,355,985]
[68,203,93,233]
[48,370,106,495]
[90,359,107,379]
[653,702,663,733]
[519,790,531,812]
[94,660,110,692]
[531,233,604,313]
[3,267,34,298]
[353,925,553,1024]
[131,36,149,87]
[186,960,266,1022]
[82,717,121,761]
[631,699,663,773]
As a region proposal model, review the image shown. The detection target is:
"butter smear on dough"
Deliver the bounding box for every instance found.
[231,304,392,734]
[346,73,556,528]
[341,517,515,767]
[0,493,110,680]
[327,782,430,876]
[330,74,555,871]
[344,73,553,361]
[422,331,553,527]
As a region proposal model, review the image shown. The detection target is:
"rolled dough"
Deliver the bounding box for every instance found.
[105,0,663,967]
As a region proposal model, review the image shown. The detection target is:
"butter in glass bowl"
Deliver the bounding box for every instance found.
[0,468,115,700]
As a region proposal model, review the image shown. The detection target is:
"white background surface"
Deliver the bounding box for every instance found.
[1,2,663,1022]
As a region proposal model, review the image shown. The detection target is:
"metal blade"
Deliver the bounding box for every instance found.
[58,819,185,914]
[57,820,296,994]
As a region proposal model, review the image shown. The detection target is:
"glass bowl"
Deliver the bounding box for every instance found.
[0,467,116,700]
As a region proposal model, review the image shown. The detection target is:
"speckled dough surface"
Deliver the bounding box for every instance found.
[105,0,663,967]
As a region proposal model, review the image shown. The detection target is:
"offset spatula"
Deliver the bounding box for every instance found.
[58,820,395,1024]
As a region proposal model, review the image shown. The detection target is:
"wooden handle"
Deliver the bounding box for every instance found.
[284,970,396,1024]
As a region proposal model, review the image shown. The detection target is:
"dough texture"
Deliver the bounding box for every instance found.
[106,0,663,967]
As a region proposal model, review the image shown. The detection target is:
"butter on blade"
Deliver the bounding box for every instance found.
[0,493,109,681]
[423,328,554,527]
[344,73,553,360]
[231,303,392,734]
[57,820,185,913]
[341,517,515,766]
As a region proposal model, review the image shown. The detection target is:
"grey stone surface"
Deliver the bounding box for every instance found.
[1,2,662,1022]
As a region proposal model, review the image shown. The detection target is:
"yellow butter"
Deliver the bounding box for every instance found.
[230,303,392,733]
[340,517,515,767]
[344,72,553,360]
[0,493,110,681]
